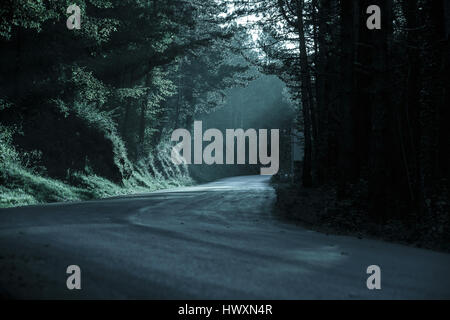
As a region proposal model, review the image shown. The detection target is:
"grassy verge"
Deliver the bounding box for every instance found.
[0,137,193,208]
[0,165,193,209]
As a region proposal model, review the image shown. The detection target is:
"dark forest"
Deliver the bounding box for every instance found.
[0,0,449,299]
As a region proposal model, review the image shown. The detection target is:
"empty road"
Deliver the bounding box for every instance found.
[0,175,449,299]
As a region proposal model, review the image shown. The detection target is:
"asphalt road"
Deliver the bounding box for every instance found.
[0,175,449,299]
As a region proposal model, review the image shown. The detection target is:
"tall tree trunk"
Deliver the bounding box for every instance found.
[297,0,314,187]
[401,0,421,215]
[368,0,393,221]
[314,0,331,185]
[418,0,447,214]
[175,59,184,129]
[138,75,151,161]
[338,0,357,198]
[137,99,146,161]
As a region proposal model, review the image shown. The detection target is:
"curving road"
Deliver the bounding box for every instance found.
[0,175,449,299]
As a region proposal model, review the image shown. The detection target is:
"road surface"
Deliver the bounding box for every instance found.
[0,175,449,299]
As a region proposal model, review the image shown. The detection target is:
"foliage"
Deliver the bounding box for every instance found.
[0,0,247,207]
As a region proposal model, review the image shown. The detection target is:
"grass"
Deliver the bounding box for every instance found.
[0,142,194,209]
[0,165,193,209]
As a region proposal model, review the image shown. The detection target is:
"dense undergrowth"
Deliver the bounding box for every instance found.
[273,178,450,253]
[0,125,193,209]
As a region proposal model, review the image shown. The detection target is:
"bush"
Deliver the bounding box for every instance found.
[0,133,193,208]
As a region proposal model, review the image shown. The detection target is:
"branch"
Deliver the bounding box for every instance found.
[277,0,298,28]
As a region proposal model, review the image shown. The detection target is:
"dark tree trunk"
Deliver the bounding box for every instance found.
[367,0,393,221]
[338,0,358,198]
[400,0,422,216]
[418,0,448,213]
[297,0,314,187]
[314,0,329,185]
[137,75,152,161]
